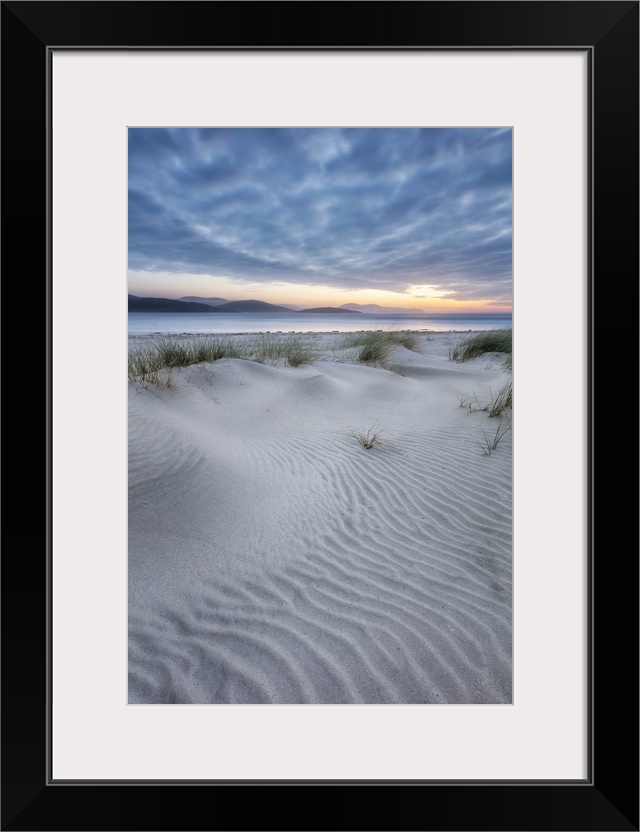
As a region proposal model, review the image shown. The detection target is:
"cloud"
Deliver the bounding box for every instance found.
[128,128,512,301]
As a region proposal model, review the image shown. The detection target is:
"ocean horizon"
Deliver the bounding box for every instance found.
[128,312,512,336]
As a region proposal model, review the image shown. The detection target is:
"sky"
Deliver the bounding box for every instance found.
[128,128,512,312]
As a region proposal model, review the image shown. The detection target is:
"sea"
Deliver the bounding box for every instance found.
[128,312,512,336]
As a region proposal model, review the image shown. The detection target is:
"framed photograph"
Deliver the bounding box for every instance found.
[2,2,637,830]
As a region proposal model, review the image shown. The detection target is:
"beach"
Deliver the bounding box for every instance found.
[128,330,512,704]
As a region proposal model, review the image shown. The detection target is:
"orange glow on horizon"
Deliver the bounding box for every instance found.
[128,271,511,315]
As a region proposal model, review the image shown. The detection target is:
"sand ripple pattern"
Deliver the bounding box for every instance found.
[129,360,512,704]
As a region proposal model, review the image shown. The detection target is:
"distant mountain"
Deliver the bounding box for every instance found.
[300,307,362,314]
[129,295,356,315]
[340,303,426,315]
[128,295,233,313]
[180,296,229,306]
[182,297,304,311]
[215,300,295,313]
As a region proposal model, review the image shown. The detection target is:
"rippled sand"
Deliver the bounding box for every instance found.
[128,332,512,703]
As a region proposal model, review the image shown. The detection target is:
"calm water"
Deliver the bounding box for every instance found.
[128,312,512,335]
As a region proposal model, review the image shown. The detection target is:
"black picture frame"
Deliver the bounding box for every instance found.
[2,2,638,830]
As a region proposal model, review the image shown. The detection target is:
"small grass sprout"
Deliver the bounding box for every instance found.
[456,392,474,409]
[478,415,511,456]
[488,381,513,417]
[350,421,384,450]
[457,384,513,417]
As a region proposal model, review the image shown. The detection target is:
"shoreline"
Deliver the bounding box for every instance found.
[129,327,508,339]
[128,313,512,338]
[128,328,506,346]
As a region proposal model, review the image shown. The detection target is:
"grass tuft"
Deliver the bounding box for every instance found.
[450,330,512,417]
[488,381,513,417]
[252,335,315,365]
[341,330,420,364]
[252,335,286,363]
[478,415,511,456]
[128,336,248,385]
[127,359,175,389]
[449,329,512,363]
[456,384,513,417]
[284,341,315,367]
[350,420,384,449]
[128,334,315,386]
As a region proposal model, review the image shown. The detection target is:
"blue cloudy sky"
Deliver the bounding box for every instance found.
[128,128,512,311]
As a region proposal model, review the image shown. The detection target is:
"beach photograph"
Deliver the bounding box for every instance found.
[128,127,513,704]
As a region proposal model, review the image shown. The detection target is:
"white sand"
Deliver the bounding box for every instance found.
[128,332,512,703]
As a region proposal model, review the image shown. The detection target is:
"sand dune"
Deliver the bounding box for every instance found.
[128,332,512,704]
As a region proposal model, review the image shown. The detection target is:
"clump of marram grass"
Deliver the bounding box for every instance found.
[350,423,384,449]
[385,330,421,351]
[252,335,286,363]
[127,351,176,389]
[252,336,315,366]
[283,341,315,367]
[128,334,316,386]
[478,415,511,456]
[449,329,512,363]
[490,349,513,415]
[449,330,512,417]
[128,347,174,386]
[456,384,513,417]
[341,330,421,364]
[128,336,247,385]
[353,332,393,364]
[488,381,512,417]
[133,336,247,368]
[190,337,248,363]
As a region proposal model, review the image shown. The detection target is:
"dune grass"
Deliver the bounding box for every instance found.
[128,335,315,385]
[350,422,384,449]
[457,382,513,418]
[488,381,512,417]
[341,330,421,364]
[252,336,315,366]
[128,336,247,385]
[129,329,421,386]
[449,329,512,363]
[478,415,511,456]
[284,342,316,367]
[449,329,512,417]
[127,364,176,389]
